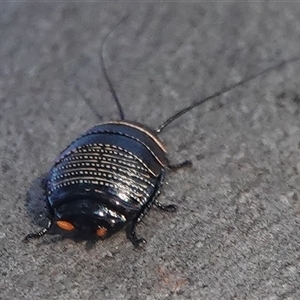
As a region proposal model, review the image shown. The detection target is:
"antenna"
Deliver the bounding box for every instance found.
[100,14,131,121]
[156,56,300,134]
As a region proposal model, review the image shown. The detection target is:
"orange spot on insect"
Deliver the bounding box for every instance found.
[56,220,75,231]
[96,227,107,237]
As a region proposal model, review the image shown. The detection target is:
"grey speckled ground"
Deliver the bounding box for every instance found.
[1,2,300,300]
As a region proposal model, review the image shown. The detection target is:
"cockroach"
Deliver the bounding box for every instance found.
[24,15,299,247]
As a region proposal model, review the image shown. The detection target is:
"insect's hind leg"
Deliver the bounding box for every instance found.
[154,200,177,212]
[153,167,185,212]
[168,160,192,171]
[153,160,192,212]
[126,169,177,247]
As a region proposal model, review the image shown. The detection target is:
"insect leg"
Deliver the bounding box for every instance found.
[153,161,192,211]
[154,200,177,212]
[23,219,53,242]
[126,220,146,248]
[168,160,192,171]
[152,169,178,212]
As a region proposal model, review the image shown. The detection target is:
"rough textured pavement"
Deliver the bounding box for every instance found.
[1,3,300,300]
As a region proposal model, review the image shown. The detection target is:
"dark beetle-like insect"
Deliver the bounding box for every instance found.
[28,119,191,247]
[24,15,300,247]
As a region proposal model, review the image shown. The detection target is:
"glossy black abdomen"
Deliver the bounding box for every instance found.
[46,121,168,220]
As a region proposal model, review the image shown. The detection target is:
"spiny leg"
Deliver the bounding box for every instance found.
[154,160,192,211]
[168,160,192,171]
[126,175,165,247]
[126,220,146,248]
[23,219,53,242]
[154,200,177,212]
[136,170,168,222]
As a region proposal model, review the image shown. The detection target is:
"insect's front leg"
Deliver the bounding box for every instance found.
[126,220,146,248]
[23,219,53,242]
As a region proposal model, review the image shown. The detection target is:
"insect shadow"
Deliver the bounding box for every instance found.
[23,13,300,249]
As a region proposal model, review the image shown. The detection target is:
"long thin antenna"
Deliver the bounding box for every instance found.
[101,14,131,120]
[156,56,300,134]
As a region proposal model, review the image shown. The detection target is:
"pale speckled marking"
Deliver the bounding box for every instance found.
[58,152,149,174]
[52,170,150,193]
[51,174,150,199]
[52,167,154,188]
[49,178,147,206]
[60,143,156,176]
[54,161,149,178]
[52,157,154,188]
[49,143,158,206]
[55,150,153,181]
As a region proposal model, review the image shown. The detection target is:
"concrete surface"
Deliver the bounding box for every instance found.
[1,2,300,300]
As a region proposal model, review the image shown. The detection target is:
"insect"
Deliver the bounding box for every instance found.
[23,15,300,247]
